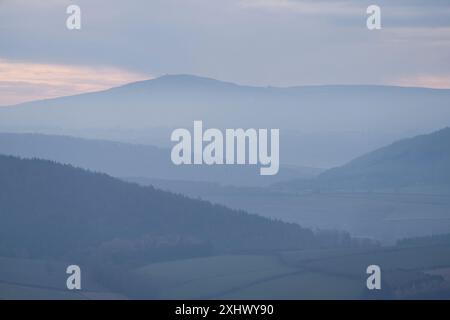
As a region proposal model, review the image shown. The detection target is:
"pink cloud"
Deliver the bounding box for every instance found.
[0,59,150,106]
[390,74,450,89]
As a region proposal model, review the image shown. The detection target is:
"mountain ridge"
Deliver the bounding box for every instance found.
[2,74,450,167]
[0,132,317,186]
[4,74,450,108]
[275,127,450,193]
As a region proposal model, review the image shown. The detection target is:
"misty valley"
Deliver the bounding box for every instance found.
[1,76,450,300]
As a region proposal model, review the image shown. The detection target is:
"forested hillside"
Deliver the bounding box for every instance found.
[0,155,358,265]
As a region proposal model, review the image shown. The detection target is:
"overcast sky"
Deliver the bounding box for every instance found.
[1,0,450,105]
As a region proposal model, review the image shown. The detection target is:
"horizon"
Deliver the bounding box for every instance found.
[3,73,450,107]
[2,0,450,105]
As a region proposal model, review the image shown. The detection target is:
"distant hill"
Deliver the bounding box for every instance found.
[0,133,319,186]
[2,74,450,167]
[275,127,450,193]
[0,155,357,264]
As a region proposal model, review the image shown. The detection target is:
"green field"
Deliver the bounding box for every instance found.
[134,245,450,299]
[135,255,298,299]
[219,272,365,300]
[282,245,450,277]
[3,244,450,299]
[0,283,85,300]
[0,256,125,300]
[135,254,369,299]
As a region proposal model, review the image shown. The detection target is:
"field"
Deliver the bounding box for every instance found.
[0,256,125,300]
[218,272,365,300]
[282,245,450,276]
[133,253,370,299]
[135,255,298,299]
[2,244,450,299]
[134,245,450,300]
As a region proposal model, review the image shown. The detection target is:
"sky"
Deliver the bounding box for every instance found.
[1,0,450,105]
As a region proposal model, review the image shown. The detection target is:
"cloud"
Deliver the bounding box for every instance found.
[0,0,449,88]
[0,59,150,106]
[239,0,450,28]
[239,0,361,15]
[390,74,450,89]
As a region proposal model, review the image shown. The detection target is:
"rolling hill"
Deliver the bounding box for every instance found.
[2,74,450,167]
[276,127,450,193]
[2,156,450,299]
[0,154,358,264]
[0,133,317,186]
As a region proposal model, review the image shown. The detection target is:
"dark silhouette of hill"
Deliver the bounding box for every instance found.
[0,155,357,264]
[2,74,450,167]
[276,127,450,193]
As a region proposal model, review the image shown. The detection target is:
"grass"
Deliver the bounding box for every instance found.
[217,272,365,300]
[136,254,299,299]
[283,245,450,278]
[0,282,85,300]
[0,256,125,300]
[3,244,450,299]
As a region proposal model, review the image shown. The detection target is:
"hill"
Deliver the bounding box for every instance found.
[0,155,357,264]
[0,133,316,186]
[276,127,450,193]
[2,74,450,167]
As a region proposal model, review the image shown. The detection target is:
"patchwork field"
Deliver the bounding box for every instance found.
[0,257,125,300]
[3,244,450,299]
[134,245,450,299]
